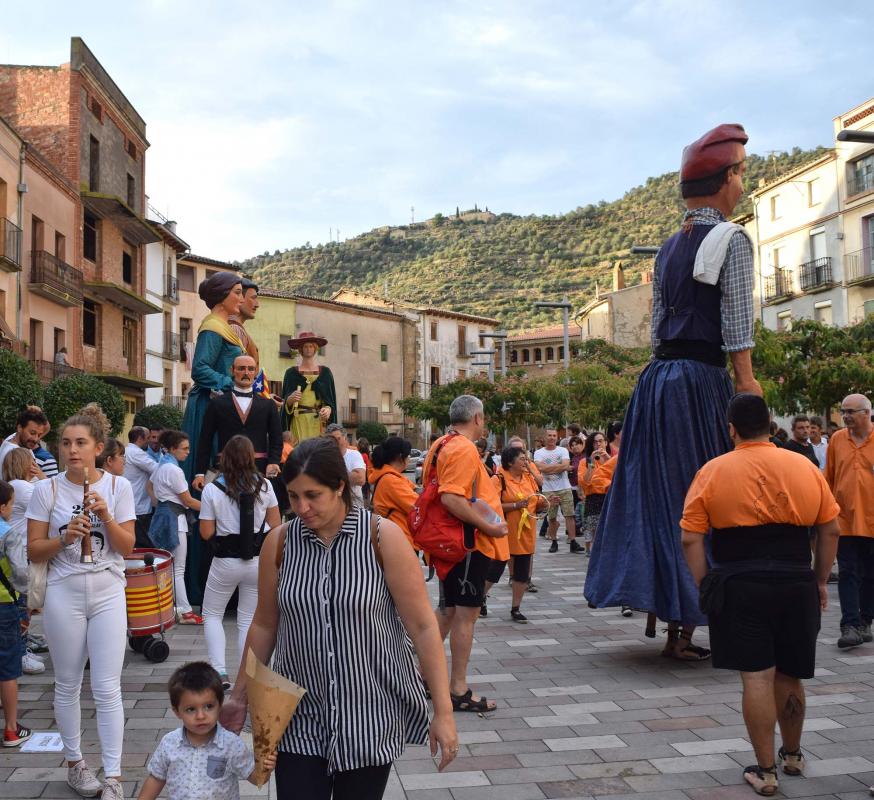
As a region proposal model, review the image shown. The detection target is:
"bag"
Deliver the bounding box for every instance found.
[409,434,476,581]
[27,477,57,610]
[211,476,268,559]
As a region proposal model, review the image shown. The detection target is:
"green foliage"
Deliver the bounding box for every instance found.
[0,349,43,433]
[356,420,389,445]
[240,147,828,329]
[43,374,126,437]
[133,404,184,432]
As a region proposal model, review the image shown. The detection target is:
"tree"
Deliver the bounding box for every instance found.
[134,403,184,432]
[0,349,43,434]
[43,374,126,437]
[356,420,389,445]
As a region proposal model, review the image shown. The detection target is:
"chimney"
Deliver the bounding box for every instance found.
[612,261,625,292]
[166,220,177,233]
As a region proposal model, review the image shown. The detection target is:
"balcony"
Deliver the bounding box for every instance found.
[30,251,83,306]
[763,267,794,303]
[799,256,833,292]
[163,330,181,360]
[848,170,874,198]
[164,273,179,303]
[30,358,83,386]
[341,405,378,427]
[845,247,874,285]
[162,395,187,412]
[0,218,22,273]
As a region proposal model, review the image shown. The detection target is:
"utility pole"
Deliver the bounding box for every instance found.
[470,350,496,382]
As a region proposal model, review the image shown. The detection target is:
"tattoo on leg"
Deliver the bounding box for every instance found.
[782,693,804,720]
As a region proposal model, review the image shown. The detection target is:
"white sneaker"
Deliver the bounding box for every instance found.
[101,777,125,800]
[22,649,45,674]
[67,761,103,797]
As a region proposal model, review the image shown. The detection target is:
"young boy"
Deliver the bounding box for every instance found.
[0,479,31,747]
[138,662,276,800]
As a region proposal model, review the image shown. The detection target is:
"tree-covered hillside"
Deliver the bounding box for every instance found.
[242,147,828,329]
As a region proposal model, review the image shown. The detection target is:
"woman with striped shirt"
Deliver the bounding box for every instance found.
[221,437,457,799]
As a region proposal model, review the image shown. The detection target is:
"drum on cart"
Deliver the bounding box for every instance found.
[124,548,175,663]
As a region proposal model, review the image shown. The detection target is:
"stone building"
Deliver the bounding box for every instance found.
[575,262,653,349]
[506,325,570,378]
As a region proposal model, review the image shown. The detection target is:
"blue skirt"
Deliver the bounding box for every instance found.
[583,357,732,626]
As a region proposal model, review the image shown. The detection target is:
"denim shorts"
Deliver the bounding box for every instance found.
[0,599,25,681]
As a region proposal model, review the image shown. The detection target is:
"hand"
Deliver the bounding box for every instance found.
[488,520,508,538]
[86,490,110,522]
[271,394,284,408]
[218,695,247,734]
[288,390,303,404]
[192,476,205,492]
[429,710,458,772]
[62,514,91,546]
[210,389,224,399]
[29,462,46,481]
[548,495,560,507]
[265,464,280,479]
[735,377,763,397]
[818,580,828,611]
[318,406,332,421]
[261,750,278,775]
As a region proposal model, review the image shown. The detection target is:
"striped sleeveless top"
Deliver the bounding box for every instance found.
[274,507,430,772]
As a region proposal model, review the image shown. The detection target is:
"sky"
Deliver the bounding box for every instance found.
[1,1,872,261]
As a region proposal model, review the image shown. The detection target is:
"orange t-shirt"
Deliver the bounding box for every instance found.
[369,464,419,549]
[421,434,506,560]
[681,441,840,534]
[580,456,616,495]
[825,427,874,537]
[492,469,541,555]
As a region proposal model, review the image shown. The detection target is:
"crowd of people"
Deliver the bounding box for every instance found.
[0,120,872,800]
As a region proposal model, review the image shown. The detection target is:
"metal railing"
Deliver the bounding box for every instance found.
[848,169,874,197]
[164,273,179,302]
[845,247,874,284]
[30,358,83,385]
[0,218,22,269]
[341,406,379,426]
[763,267,793,302]
[163,330,181,360]
[799,256,833,291]
[30,250,83,299]
[162,395,187,411]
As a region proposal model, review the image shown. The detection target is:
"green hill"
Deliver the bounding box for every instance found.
[243,147,829,329]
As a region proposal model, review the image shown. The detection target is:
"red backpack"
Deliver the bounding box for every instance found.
[410,433,476,580]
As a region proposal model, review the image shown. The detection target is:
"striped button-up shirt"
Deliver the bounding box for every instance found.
[274,508,429,772]
[651,207,755,353]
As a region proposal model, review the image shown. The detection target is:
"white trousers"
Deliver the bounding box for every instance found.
[201,555,259,675]
[42,570,126,776]
[172,533,192,614]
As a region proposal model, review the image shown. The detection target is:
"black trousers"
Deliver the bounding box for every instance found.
[134,513,154,549]
[274,753,392,799]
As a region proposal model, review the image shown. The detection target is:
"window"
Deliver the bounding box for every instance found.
[457,369,466,379]
[89,136,100,191]
[122,317,135,360]
[31,215,44,252]
[770,194,781,221]
[126,173,135,209]
[348,387,359,418]
[534,347,542,362]
[380,344,388,361]
[177,263,195,292]
[269,380,282,397]
[279,333,296,358]
[55,232,66,262]
[558,345,565,361]
[457,325,467,356]
[479,334,485,348]
[430,321,438,340]
[89,96,103,122]
[380,391,392,413]
[772,246,784,269]
[83,300,97,346]
[351,333,359,353]
[546,346,554,361]
[777,310,792,332]
[511,349,518,364]
[850,153,874,196]
[808,178,821,206]
[126,139,137,160]
[430,365,440,387]
[179,317,192,343]
[53,327,65,356]
[83,213,97,261]
[522,348,530,363]
[122,249,133,284]
[814,301,833,326]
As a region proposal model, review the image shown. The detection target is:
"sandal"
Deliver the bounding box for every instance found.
[661,629,711,661]
[743,765,778,796]
[778,746,804,776]
[451,689,496,713]
[510,608,528,623]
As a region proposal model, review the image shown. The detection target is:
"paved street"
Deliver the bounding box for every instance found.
[4,532,874,799]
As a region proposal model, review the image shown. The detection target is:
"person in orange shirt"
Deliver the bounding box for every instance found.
[507,435,543,592]
[578,432,609,555]
[681,394,840,796]
[493,446,547,623]
[369,436,419,550]
[825,393,874,650]
[421,395,507,713]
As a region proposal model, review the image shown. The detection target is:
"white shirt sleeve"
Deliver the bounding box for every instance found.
[168,465,189,498]
[200,484,218,521]
[24,478,53,523]
[127,445,158,476]
[346,450,366,471]
[262,480,278,509]
[111,477,137,524]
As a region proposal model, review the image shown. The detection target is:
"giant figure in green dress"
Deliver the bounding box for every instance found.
[280,331,336,444]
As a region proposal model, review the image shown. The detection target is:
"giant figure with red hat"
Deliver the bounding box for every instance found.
[280,331,337,444]
[584,124,762,660]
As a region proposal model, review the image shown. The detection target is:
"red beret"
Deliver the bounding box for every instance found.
[680,123,748,182]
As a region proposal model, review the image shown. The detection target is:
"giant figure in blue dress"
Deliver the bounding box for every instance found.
[584,124,763,661]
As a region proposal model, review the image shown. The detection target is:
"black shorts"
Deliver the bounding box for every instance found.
[441,551,493,608]
[709,574,820,679]
[486,559,507,585]
[511,554,533,583]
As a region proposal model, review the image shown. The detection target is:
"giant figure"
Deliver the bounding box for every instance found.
[280,331,336,443]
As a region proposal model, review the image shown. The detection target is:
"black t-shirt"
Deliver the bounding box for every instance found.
[780,438,820,466]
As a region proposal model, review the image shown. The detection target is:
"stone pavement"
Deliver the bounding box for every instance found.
[5,532,874,799]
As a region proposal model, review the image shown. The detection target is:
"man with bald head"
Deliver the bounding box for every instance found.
[825,393,874,649]
[192,354,282,491]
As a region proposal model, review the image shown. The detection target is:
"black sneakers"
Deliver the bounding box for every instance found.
[548,540,558,553]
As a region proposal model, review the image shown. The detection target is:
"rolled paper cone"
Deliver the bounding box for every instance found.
[245,648,306,788]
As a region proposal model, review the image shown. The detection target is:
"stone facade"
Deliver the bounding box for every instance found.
[506,325,569,378]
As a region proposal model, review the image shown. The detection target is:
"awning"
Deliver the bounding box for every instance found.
[81,193,161,245]
[94,371,163,391]
[85,281,162,315]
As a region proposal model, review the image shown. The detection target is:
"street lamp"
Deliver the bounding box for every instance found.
[837,130,874,143]
[533,297,573,370]
[480,330,509,375]
[631,245,660,256]
[469,349,496,381]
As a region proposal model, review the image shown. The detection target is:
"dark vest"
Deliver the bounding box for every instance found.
[655,224,723,363]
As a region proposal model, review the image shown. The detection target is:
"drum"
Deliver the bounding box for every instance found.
[124,548,175,636]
